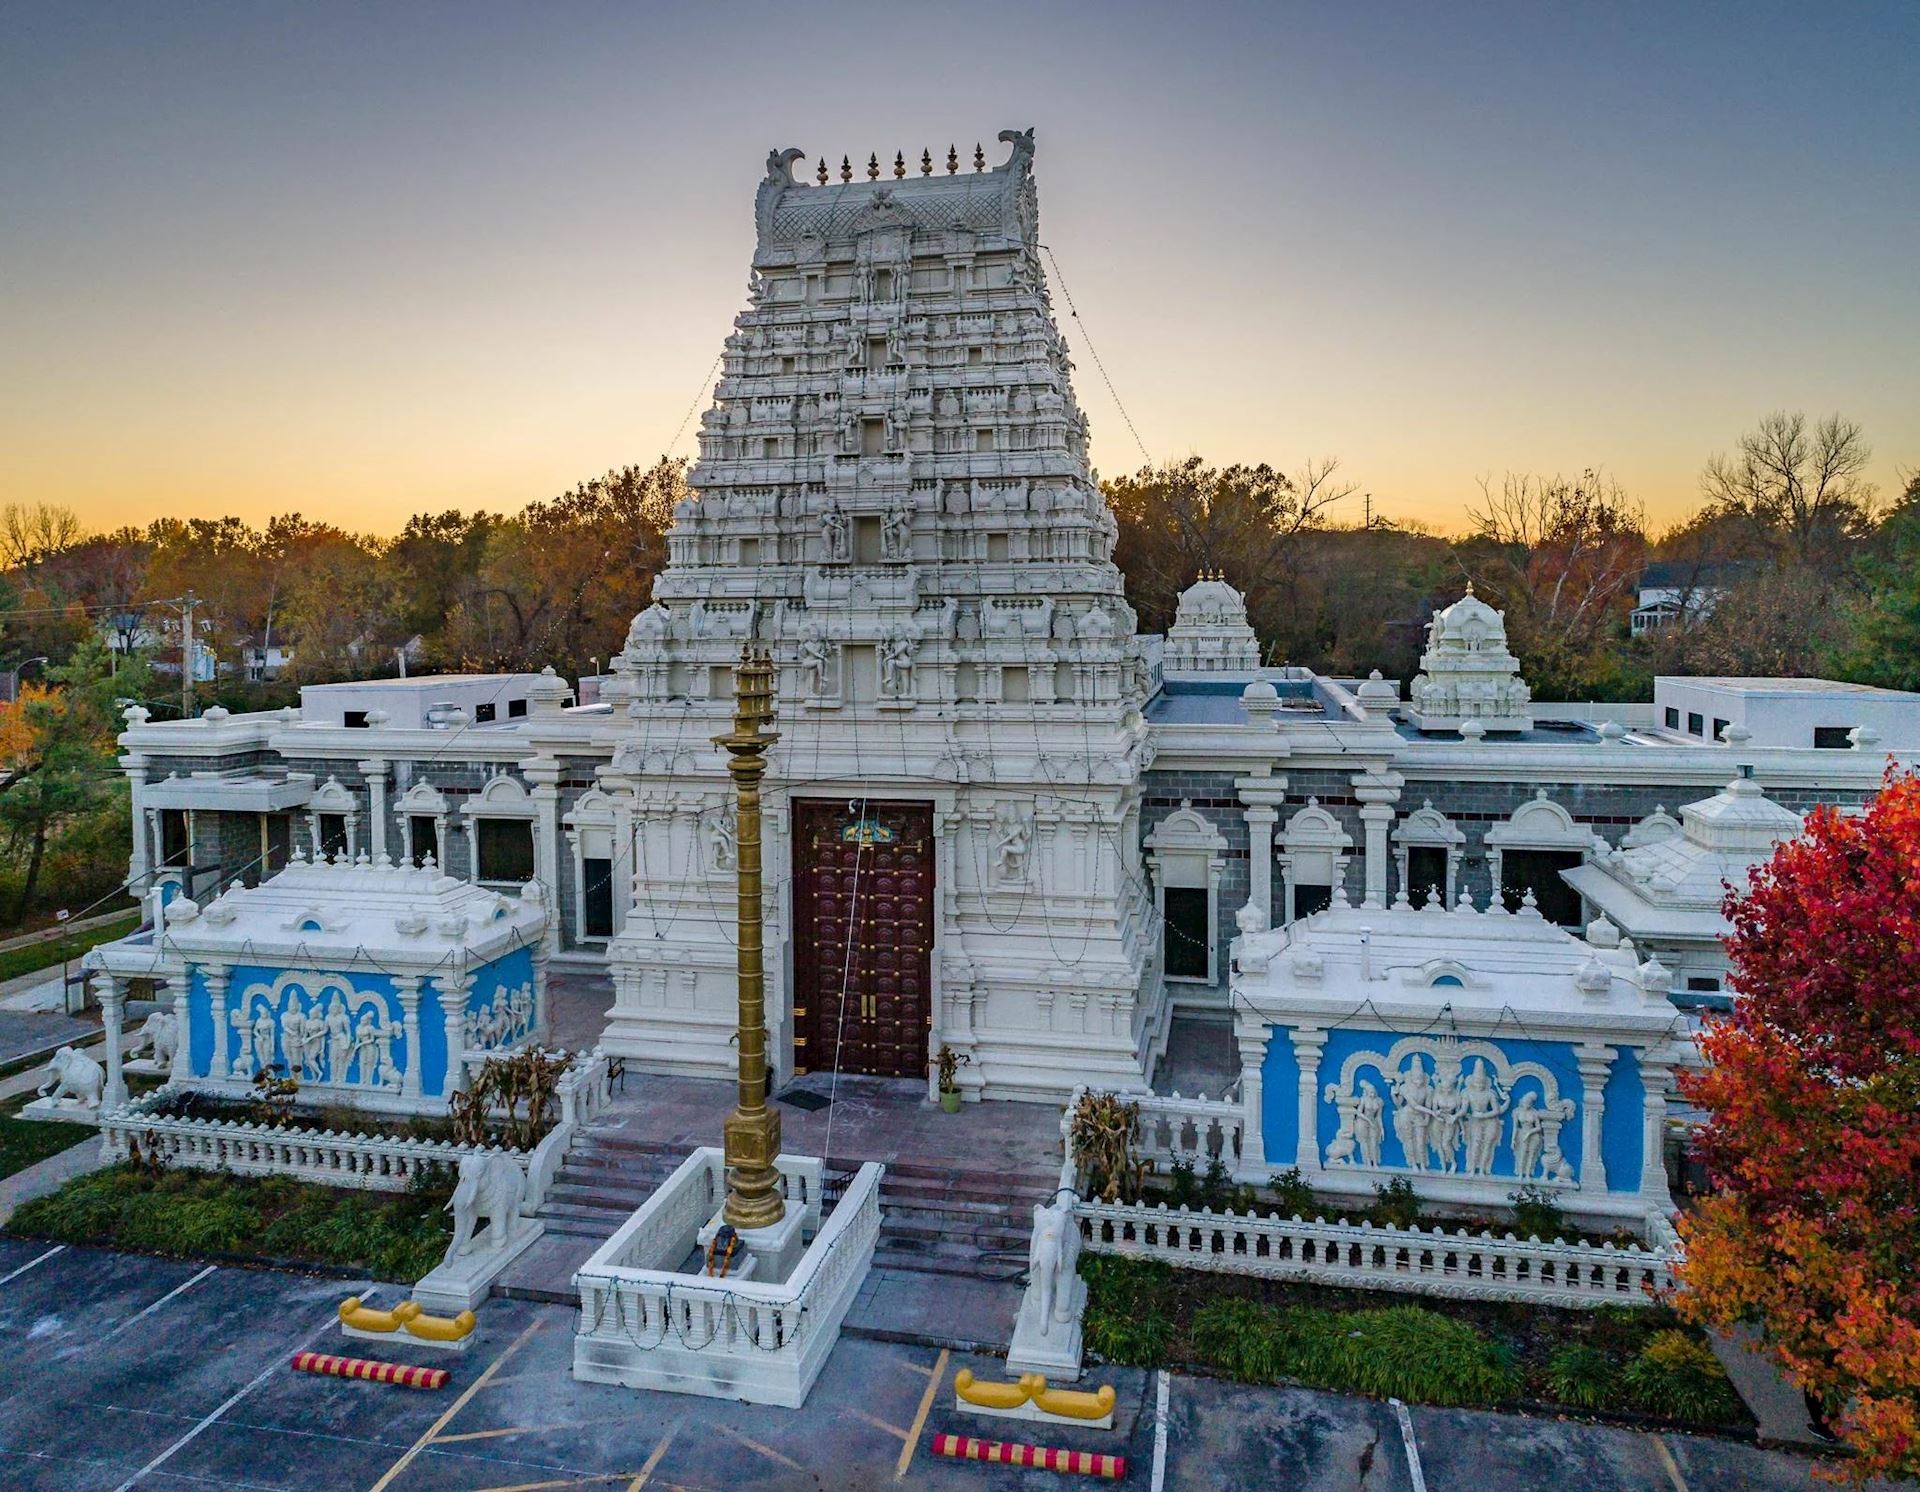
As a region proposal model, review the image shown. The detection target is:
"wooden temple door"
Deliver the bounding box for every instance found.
[791,799,935,1078]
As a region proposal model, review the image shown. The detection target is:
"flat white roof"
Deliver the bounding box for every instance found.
[1658,676,1920,699]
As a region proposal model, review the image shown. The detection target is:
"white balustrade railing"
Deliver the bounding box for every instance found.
[573,1146,881,1408]
[1130,1089,1244,1176]
[1077,1197,1678,1309]
[98,1090,526,1193]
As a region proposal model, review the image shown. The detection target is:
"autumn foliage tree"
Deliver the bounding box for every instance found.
[1676,771,1920,1479]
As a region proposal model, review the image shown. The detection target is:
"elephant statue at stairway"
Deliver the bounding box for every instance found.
[443,1152,527,1263]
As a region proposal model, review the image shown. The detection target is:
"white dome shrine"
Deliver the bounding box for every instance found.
[1405,582,1533,734]
[1163,570,1259,673]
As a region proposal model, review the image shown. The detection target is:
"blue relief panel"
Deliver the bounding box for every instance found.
[186,965,214,1077]
[214,964,406,1091]
[1602,1046,1644,1192]
[1314,1028,1587,1183]
[461,946,538,1059]
[419,978,451,1097]
[1259,1026,1302,1168]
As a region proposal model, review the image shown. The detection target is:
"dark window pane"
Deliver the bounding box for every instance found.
[160,810,190,866]
[411,815,439,867]
[318,813,348,857]
[1664,707,1680,729]
[583,856,614,939]
[1163,885,1210,979]
[476,818,534,883]
[1293,882,1333,919]
[1687,712,1704,736]
[1407,846,1448,906]
[507,698,528,718]
[1813,726,1852,749]
[474,701,497,723]
[1500,848,1584,926]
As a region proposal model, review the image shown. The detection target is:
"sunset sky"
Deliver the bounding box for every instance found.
[3,2,1913,538]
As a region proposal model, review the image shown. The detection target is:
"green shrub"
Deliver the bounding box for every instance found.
[1167,1158,1197,1208]
[1268,1168,1319,1219]
[1622,1330,1741,1425]
[1286,1306,1518,1407]
[1079,1254,1176,1368]
[1508,1185,1569,1243]
[1192,1298,1287,1381]
[1546,1343,1619,1410]
[1367,1177,1422,1229]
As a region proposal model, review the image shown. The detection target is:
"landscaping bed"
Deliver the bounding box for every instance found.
[8,1162,454,1281]
[1080,1253,1747,1430]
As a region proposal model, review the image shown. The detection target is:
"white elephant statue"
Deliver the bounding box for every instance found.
[444,1152,527,1262]
[127,1009,178,1069]
[39,1046,105,1110]
[1027,1195,1081,1337]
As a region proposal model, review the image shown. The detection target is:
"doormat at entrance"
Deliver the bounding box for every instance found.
[777,1089,832,1112]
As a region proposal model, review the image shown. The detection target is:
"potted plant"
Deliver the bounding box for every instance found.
[934,1044,970,1112]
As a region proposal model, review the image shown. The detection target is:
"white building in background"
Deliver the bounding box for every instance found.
[94,132,1920,1105]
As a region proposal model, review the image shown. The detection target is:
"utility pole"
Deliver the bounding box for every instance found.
[180,590,197,720]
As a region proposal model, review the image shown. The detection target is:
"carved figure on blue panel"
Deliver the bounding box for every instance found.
[227,974,404,1092]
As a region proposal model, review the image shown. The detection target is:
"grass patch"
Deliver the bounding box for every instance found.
[1080,1255,1745,1428]
[0,910,140,985]
[0,1093,91,1181]
[9,1162,454,1281]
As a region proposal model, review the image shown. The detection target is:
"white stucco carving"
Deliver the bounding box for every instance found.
[1405,584,1533,734]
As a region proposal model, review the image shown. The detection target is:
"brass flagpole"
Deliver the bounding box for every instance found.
[716,646,784,1230]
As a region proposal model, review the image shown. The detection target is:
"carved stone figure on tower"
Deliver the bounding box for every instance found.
[878,628,917,699]
[881,502,912,561]
[820,500,849,560]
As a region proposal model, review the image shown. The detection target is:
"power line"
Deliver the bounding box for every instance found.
[1040,244,1151,469]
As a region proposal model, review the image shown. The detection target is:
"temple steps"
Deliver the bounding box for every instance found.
[525,1130,1055,1287]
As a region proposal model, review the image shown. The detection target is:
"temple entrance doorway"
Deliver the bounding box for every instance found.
[791,799,935,1079]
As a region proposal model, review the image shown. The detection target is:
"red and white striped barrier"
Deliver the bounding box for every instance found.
[291,1350,448,1390]
[932,1432,1126,1479]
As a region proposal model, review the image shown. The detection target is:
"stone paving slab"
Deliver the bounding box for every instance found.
[0,1009,97,1067]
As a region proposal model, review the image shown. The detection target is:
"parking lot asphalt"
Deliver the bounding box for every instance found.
[0,1236,1887,1491]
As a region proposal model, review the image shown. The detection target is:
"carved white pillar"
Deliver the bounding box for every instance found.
[125,762,152,898]
[394,974,423,1099]
[528,764,563,956]
[443,972,475,1093]
[532,944,551,1046]
[611,792,635,936]
[1289,1026,1328,1177]
[205,965,232,1079]
[96,974,128,1111]
[148,807,166,884]
[1575,1042,1613,1192]
[1243,804,1277,931]
[1235,1017,1271,1175]
[1638,1050,1675,1204]
[360,758,389,862]
[1352,770,1404,911]
[168,976,192,1084]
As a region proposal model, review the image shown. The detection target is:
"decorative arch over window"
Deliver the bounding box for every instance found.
[463,774,538,887]
[1484,790,1594,926]
[1391,800,1466,908]
[395,780,452,870]
[563,787,625,943]
[1278,799,1353,923]
[1620,806,1682,848]
[1145,802,1229,985]
[306,776,361,861]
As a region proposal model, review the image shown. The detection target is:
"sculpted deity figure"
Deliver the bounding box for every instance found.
[231,1002,277,1076]
[878,627,917,699]
[325,995,352,1079]
[1460,1060,1510,1175]
[707,803,738,873]
[992,810,1032,882]
[281,1001,310,1079]
[1390,1061,1434,1170]
[1427,1068,1464,1173]
[351,1009,382,1087]
[1511,1092,1547,1180]
[881,502,912,560]
[1353,1080,1386,1168]
[798,625,834,697]
[883,404,903,451]
[509,985,533,1039]
[820,500,849,560]
[885,318,908,366]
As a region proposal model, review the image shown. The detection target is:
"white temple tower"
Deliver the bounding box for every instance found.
[597,132,1166,1101]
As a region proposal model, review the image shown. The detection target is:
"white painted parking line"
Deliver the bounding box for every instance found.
[0,1244,64,1286]
[1150,1369,1171,1492]
[111,1308,336,1492]
[107,1264,217,1339]
[1391,1398,1428,1492]
[1649,1433,1690,1491]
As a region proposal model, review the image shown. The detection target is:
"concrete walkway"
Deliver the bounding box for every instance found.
[0,1132,105,1227]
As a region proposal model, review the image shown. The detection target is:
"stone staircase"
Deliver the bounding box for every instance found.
[525,1129,1054,1289]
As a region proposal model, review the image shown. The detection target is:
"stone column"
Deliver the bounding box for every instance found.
[168,977,192,1084]
[125,762,152,901]
[444,972,474,1093]
[1638,1049,1675,1204]
[610,792,635,936]
[96,974,128,1111]
[1234,1016,1271,1176]
[1289,1026,1329,1178]
[394,975,423,1099]
[1352,770,1404,910]
[205,964,231,1079]
[360,758,389,862]
[1575,1042,1614,1193]
[527,759,563,955]
[1234,777,1286,933]
[148,808,167,887]
[532,944,552,1046]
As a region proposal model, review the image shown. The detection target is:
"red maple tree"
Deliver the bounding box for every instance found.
[1677,769,1920,1479]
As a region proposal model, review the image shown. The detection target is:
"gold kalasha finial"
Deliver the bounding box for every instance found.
[946,144,959,174]
[920,148,933,176]
[816,156,829,185]
[840,155,852,183]
[973,142,986,172]
[893,150,905,179]
[867,152,880,180]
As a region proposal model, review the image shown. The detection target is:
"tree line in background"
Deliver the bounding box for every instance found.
[0,411,1914,928]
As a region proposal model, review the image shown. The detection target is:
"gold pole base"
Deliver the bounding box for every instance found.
[722,1105,786,1230]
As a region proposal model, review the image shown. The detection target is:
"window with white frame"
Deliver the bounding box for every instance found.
[1145,803,1229,984]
